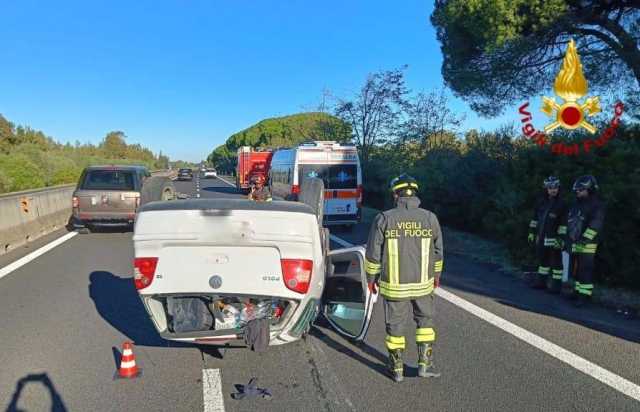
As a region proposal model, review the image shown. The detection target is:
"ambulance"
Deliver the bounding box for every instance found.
[269,141,362,228]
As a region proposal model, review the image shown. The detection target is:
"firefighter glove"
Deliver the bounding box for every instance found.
[368,281,378,295]
[527,233,535,244]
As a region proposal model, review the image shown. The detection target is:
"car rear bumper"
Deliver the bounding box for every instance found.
[323,213,360,225]
[73,211,135,226]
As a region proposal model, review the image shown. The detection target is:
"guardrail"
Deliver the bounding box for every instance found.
[0,169,175,256]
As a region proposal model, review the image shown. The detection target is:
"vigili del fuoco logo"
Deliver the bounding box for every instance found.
[518,39,624,156]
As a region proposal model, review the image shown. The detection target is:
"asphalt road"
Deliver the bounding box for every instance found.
[1,174,639,411]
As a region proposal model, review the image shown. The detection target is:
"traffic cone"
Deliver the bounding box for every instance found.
[117,342,141,379]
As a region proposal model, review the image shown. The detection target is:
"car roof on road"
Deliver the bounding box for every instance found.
[139,198,315,215]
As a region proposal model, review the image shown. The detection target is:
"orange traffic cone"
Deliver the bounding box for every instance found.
[117,342,140,379]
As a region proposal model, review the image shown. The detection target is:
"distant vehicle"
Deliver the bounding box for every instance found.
[203,168,217,178]
[270,141,362,228]
[133,181,376,349]
[177,168,193,181]
[236,147,273,192]
[72,165,175,231]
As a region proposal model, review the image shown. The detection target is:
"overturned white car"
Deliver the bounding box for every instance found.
[132,182,376,348]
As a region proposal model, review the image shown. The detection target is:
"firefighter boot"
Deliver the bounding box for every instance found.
[418,343,441,378]
[387,349,404,383]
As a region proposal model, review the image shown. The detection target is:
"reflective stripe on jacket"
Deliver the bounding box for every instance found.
[565,195,605,254]
[529,194,566,248]
[364,197,443,300]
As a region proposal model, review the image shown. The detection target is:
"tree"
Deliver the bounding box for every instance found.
[400,88,466,150]
[334,67,409,164]
[155,151,170,169]
[101,131,127,158]
[0,114,16,153]
[431,1,640,116]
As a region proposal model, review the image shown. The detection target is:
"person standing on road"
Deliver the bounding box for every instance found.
[527,176,566,293]
[561,175,605,307]
[364,174,443,383]
[248,175,272,202]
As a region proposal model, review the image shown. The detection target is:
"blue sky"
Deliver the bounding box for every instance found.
[0,0,514,162]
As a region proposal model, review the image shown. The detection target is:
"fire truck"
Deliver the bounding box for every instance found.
[236,147,273,192]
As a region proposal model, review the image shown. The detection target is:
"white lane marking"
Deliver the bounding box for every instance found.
[331,234,640,403]
[215,176,236,187]
[329,234,354,248]
[0,231,78,280]
[203,369,225,412]
[436,288,640,402]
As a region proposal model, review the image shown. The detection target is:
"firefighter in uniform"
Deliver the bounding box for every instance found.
[561,175,605,307]
[528,176,566,292]
[248,175,272,202]
[364,174,443,383]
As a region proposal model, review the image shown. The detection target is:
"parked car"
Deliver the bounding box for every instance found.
[203,168,217,178]
[133,178,376,349]
[72,165,175,232]
[177,168,193,181]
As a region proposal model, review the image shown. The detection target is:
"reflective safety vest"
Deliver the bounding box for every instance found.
[364,196,443,300]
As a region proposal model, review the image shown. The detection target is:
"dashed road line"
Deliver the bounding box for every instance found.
[203,369,225,412]
[330,235,640,403]
[0,231,78,280]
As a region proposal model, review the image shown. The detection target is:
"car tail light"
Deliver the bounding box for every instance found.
[134,257,158,290]
[72,196,79,208]
[357,185,363,207]
[291,184,300,195]
[281,259,313,294]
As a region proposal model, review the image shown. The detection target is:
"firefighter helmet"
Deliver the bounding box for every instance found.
[543,176,560,189]
[389,174,419,196]
[572,175,598,193]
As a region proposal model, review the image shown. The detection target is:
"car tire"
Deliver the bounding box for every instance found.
[299,177,324,226]
[141,177,176,204]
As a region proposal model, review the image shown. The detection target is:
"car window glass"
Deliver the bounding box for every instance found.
[328,165,357,189]
[324,252,366,337]
[81,170,135,191]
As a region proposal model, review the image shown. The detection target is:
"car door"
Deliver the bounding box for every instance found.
[322,246,377,341]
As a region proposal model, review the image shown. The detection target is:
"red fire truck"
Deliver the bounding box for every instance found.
[236,147,273,192]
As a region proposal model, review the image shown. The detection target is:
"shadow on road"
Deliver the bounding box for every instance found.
[88,271,188,348]
[201,186,242,195]
[5,373,67,412]
[442,257,640,344]
[310,324,407,379]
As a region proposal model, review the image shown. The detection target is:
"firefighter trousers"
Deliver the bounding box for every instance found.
[537,245,563,281]
[570,253,595,296]
[383,295,435,351]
